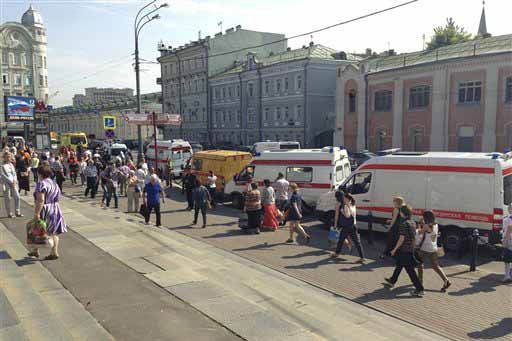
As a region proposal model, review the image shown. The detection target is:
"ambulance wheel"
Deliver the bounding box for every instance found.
[231,193,244,210]
[443,228,464,253]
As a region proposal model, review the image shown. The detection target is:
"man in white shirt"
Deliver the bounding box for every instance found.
[206,171,217,207]
[273,172,289,212]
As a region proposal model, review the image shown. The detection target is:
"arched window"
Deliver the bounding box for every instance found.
[348,90,356,113]
[506,76,512,103]
[409,127,424,151]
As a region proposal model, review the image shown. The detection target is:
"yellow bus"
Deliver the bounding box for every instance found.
[60,132,88,151]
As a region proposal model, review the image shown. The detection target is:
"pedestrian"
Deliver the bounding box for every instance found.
[84,160,99,198]
[206,170,217,207]
[30,152,40,183]
[273,172,289,224]
[68,154,79,185]
[1,153,22,218]
[118,163,130,196]
[285,183,310,243]
[99,166,110,207]
[105,164,119,208]
[502,204,512,283]
[79,157,87,187]
[143,174,164,227]
[244,182,262,234]
[15,150,30,195]
[381,196,405,259]
[126,170,140,213]
[166,156,174,188]
[261,179,278,231]
[192,179,210,228]
[416,210,451,291]
[51,155,65,192]
[183,168,196,210]
[136,163,147,192]
[27,164,67,260]
[384,205,425,297]
[331,192,365,263]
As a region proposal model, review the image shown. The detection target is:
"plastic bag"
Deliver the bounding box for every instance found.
[26,219,50,246]
[328,227,340,244]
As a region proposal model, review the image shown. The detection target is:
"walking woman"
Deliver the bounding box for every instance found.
[1,152,21,218]
[384,205,425,297]
[416,210,451,291]
[285,183,310,243]
[502,204,512,283]
[331,192,365,263]
[15,150,30,195]
[126,170,140,213]
[381,196,405,259]
[52,155,65,192]
[28,164,67,260]
[261,179,278,231]
[245,182,262,234]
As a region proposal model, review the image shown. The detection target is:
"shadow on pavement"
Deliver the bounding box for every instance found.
[448,273,504,297]
[467,318,512,339]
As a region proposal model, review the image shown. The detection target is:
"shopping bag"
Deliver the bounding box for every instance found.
[276,209,284,222]
[139,203,148,217]
[436,246,445,258]
[328,227,340,244]
[26,219,49,246]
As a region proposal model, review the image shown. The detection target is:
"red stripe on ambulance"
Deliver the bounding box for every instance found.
[358,206,493,223]
[360,164,494,174]
[252,159,332,166]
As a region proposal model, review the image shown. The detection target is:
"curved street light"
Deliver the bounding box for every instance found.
[134,1,167,159]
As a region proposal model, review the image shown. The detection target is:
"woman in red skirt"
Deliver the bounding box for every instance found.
[261,179,279,231]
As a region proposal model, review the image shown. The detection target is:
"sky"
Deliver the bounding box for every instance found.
[1,0,511,107]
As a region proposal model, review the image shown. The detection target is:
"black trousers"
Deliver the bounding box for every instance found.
[335,226,364,259]
[384,224,400,255]
[186,189,194,209]
[389,252,424,291]
[31,168,38,183]
[145,203,161,226]
[85,177,97,198]
[194,205,207,226]
[247,210,261,229]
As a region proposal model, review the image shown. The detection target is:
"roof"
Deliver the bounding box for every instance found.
[366,34,512,73]
[257,147,348,159]
[21,5,43,27]
[214,45,361,77]
[193,150,252,160]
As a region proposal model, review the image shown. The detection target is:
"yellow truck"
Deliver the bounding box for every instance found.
[60,132,88,151]
[190,150,252,197]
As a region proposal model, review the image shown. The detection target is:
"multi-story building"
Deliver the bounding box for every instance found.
[72,87,134,107]
[334,10,512,153]
[210,44,359,147]
[157,25,287,143]
[0,5,49,134]
[51,92,159,140]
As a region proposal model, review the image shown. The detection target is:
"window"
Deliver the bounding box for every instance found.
[504,175,512,206]
[335,165,345,182]
[286,167,312,183]
[39,55,43,67]
[1,51,7,64]
[296,105,302,120]
[222,87,226,98]
[170,64,174,74]
[194,79,198,92]
[458,81,482,104]
[14,74,21,86]
[228,87,232,98]
[13,52,21,66]
[276,79,281,93]
[248,108,256,122]
[237,165,255,182]
[344,172,372,195]
[43,57,47,68]
[374,90,392,111]
[2,74,8,85]
[25,73,31,86]
[275,107,281,120]
[193,159,202,171]
[248,83,254,97]
[296,75,302,90]
[409,86,430,109]
[23,54,29,65]
[215,88,220,99]
[237,110,241,123]
[284,78,289,91]
[348,91,356,113]
[236,85,240,97]
[201,79,205,91]
[284,106,290,119]
[222,111,226,122]
[506,77,512,103]
[39,75,44,86]
[264,107,270,121]
[409,127,423,151]
[265,81,270,95]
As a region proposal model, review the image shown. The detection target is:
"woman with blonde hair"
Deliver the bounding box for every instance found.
[285,183,310,244]
[381,196,405,259]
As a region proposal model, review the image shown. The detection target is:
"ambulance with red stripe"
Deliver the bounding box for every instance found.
[145,140,193,177]
[316,151,512,252]
[224,147,352,209]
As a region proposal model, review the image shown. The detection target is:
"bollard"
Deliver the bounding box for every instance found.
[470,229,479,272]
[367,211,373,245]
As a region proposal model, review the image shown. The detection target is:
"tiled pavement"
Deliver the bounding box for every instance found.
[28,183,512,340]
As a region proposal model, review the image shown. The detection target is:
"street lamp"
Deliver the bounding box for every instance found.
[134,1,167,162]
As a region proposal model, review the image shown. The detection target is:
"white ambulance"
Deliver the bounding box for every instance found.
[252,141,300,154]
[316,151,512,251]
[224,147,352,209]
[145,139,193,177]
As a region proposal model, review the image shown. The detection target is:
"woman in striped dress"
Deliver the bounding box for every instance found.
[28,164,67,260]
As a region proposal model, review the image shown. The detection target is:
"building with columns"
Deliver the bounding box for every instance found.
[0,5,49,135]
[210,44,358,147]
[157,25,287,144]
[334,10,512,153]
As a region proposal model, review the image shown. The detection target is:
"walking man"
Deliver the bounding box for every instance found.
[143,174,164,227]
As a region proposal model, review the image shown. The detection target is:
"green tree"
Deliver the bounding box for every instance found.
[427,18,472,50]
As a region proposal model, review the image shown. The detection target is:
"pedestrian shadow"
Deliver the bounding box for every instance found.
[338,259,388,272]
[203,230,242,239]
[284,256,338,270]
[354,284,415,303]
[467,317,512,339]
[281,250,331,259]
[14,257,37,267]
[448,273,502,297]
[233,242,284,252]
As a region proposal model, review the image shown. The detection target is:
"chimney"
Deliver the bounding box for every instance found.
[226,27,234,34]
[286,47,291,51]
[302,45,307,49]
[365,48,372,56]
[235,25,242,30]
[309,41,314,47]
[215,32,222,37]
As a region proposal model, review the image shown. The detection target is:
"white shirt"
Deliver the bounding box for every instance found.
[503,216,512,250]
[1,163,17,185]
[207,175,217,188]
[417,224,439,253]
[274,178,289,201]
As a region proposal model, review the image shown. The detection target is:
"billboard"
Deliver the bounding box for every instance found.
[5,96,35,122]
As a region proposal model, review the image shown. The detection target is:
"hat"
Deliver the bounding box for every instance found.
[93,153,100,158]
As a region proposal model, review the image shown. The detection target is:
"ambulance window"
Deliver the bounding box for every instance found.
[504,175,512,206]
[172,151,181,160]
[238,166,255,181]
[335,165,344,182]
[286,167,312,183]
[183,149,192,160]
[193,159,202,171]
[344,164,351,178]
[346,172,372,195]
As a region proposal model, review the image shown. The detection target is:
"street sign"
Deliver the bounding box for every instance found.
[103,116,116,129]
[105,129,115,139]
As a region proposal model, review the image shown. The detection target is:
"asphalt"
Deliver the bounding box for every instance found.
[0,198,240,341]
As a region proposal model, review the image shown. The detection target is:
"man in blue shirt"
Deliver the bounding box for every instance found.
[143,174,165,227]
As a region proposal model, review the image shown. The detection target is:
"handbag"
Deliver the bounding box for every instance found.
[328,227,340,244]
[436,246,445,258]
[139,203,148,217]
[26,219,50,246]
[414,231,427,265]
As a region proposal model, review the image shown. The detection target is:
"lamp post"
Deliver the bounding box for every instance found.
[134,1,167,163]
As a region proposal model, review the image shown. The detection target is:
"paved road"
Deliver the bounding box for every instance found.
[61,182,512,341]
[0,198,240,341]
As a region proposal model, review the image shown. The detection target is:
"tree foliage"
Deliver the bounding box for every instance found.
[426,18,472,50]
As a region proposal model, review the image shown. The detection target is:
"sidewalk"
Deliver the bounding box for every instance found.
[64,183,512,340]
[0,221,113,340]
[19,185,447,340]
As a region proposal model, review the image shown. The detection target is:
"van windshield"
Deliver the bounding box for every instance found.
[504,175,512,206]
[70,136,86,145]
[280,143,299,150]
